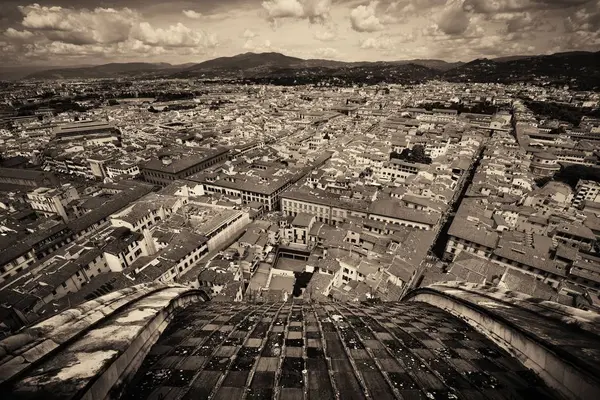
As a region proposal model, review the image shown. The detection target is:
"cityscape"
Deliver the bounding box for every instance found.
[1,1,600,399]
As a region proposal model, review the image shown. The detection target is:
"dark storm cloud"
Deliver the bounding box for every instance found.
[463,0,594,14]
[0,2,25,28]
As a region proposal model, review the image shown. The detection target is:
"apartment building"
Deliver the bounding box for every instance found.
[574,180,600,208]
[142,148,229,186]
[26,184,80,222]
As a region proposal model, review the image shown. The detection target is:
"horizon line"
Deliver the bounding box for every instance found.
[2,49,599,70]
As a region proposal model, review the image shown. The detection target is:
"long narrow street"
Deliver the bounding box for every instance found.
[431,144,486,258]
[377,111,492,293]
[400,143,487,296]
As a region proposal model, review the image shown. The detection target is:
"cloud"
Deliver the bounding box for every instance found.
[4,4,219,63]
[437,6,471,35]
[314,47,339,58]
[461,0,600,40]
[463,0,592,14]
[183,10,202,19]
[551,29,600,51]
[242,29,257,38]
[360,36,395,50]
[243,38,276,52]
[350,1,384,32]
[565,3,600,32]
[4,28,34,41]
[314,28,336,41]
[133,22,218,48]
[15,4,217,48]
[262,0,303,20]
[262,0,331,23]
[19,4,136,44]
[391,31,416,43]
[381,0,447,20]
[499,12,535,33]
[3,0,600,65]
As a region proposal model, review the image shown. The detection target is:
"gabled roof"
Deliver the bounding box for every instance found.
[369,199,439,225]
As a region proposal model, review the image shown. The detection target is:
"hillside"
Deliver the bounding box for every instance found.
[24,63,186,80]
[442,51,600,90]
[17,51,600,88]
[172,53,437,83]
[0,65,94,81]
[20,53,462,81]
[391,59,464,71]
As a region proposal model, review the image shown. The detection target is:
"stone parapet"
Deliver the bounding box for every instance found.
[405,281,600,400]
[0,283,208,399]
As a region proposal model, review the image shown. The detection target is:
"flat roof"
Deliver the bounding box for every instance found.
[369,199,440,225]
[143,148,229,174]
[53,121,118,137]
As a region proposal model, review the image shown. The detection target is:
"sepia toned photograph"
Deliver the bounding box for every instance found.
[0,1,599,399]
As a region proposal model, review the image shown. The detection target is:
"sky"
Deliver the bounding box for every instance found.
[0,0,599,66]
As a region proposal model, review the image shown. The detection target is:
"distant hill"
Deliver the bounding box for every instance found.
[183,52,307,71]
[15,51,600,89]
[390,59,464,71]
[490,55,531,63]
[442,51,600,89]
[17,53,463,81]
[171,52,458,84]
[24,63,187,80]
[174,52,311,78]
[0,65,94,81]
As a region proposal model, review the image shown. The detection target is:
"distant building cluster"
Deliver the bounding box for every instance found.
[0,79,599,335]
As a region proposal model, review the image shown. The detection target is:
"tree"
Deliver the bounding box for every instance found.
[390,145,432,164]
[359,167,373,178]
[534,176,552,188]
[412,144,426,159]
[553,165,600,189]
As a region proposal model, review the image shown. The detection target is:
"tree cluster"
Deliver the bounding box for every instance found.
[17,99,90,115]
[154,92,194,102]
[390,144,432,165]
[422,101,497,115]
[552,165,600,189]
[523,99,600,127]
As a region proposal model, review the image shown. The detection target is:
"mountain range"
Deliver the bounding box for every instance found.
[7,51,600,89]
